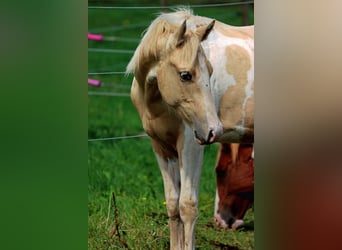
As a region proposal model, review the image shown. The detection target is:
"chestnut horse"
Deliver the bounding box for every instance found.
[127,9,254,249]
[214,143,254,229]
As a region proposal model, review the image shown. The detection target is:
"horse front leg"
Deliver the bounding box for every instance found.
[178,125,205,250]
[152,142,183,250]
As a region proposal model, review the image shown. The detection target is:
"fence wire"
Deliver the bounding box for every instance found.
[88,1,254,10]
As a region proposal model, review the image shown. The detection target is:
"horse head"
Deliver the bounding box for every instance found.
[127,16,223,145]
[143,20,223,145]
[215,143,254,229]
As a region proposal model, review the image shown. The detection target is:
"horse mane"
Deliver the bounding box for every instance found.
[126,8,212,82]
[126,9,191,76]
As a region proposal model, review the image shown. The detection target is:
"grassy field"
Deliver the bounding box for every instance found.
[88,1,254,249]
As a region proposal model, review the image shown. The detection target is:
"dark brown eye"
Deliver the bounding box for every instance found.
[180,71,192,81]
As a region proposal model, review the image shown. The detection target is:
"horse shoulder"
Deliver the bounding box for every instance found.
[131,70,184,157]
[203,23,254,143]
[145,112,183,159]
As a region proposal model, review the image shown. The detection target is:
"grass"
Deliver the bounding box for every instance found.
[88,1,254,249]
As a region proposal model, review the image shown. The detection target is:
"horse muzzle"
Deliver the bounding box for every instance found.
[214,213,244,229]
[194,124,223,145]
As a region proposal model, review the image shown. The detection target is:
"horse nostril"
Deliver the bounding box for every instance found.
[207,129,215,143]
[194,130,216,145]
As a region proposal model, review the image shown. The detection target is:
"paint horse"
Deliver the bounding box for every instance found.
[214,143,254,229]
[126,9,254,250]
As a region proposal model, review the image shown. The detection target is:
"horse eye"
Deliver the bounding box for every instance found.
[180,71,192,81]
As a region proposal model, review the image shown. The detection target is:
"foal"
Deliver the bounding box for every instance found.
[127,9,254,249]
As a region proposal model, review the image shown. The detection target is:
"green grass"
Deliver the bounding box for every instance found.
[89,1,254,249]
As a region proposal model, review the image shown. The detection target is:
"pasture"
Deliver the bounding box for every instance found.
[88,1,254,249]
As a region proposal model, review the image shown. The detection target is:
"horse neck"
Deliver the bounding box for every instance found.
[202,24,254,138]
[138,69,174,119]
[144,81,170,118]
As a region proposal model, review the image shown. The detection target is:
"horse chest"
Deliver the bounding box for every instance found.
[142,110,183,149]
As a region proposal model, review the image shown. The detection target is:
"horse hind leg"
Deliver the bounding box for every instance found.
[154,153,183,250]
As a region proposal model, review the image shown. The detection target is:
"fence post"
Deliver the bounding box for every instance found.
[161,0,168,12]
[241,0,250,25]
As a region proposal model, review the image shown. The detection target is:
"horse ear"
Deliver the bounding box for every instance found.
[197,20,215,41]
[175,20,187,47]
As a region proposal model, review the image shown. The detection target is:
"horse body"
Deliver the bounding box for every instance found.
[127,9,254,250]
[202,22,254,143]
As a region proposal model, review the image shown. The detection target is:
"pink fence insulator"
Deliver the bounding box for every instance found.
[88,33,103,41]
[88,78,101,87]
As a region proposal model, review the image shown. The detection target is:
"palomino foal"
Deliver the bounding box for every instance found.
[127,10,254,250]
